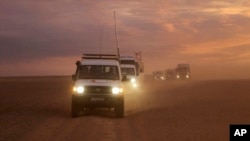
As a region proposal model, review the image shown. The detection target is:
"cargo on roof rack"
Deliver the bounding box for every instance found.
[82,54,119,60]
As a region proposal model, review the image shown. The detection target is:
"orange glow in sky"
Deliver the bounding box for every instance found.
[0,0,250,79]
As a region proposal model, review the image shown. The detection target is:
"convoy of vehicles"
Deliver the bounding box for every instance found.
[71,51,189,118]
[71,54,126,118]
[70,11,191,119]
[153,64,191,81]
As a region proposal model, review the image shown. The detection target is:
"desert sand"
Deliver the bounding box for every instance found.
[0,76,250,141]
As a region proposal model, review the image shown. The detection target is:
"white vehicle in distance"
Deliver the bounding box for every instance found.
[121,64,139,89]
[120,54,145,88]
[71,54,126,118]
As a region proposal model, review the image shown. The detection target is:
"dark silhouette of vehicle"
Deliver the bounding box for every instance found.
[152,71,165,80]
[175,64,191,80]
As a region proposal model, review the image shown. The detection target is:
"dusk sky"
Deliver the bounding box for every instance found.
[1,0,250,79]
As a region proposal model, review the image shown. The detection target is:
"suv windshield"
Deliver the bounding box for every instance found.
[78,65,119,80]
[121,68,135,75]
[176,67,189,72]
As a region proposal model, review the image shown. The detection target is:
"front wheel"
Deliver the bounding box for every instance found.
[114,98,124,118]
[71,97,81,118]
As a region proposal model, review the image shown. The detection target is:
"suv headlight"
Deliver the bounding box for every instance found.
[130,78,136,83]
[112,87,123,95]
[73,86,84,94]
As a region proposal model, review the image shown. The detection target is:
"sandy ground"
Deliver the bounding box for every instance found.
[0,76,250,141]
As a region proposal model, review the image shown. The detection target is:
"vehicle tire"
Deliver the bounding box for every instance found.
[71,97,81,118]
[115,98,124,118]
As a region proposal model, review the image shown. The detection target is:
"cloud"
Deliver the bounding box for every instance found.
[1,0,250,78]
[203,1,250,17]
[179,34,250,68]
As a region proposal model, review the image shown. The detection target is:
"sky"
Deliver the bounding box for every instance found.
[0,0,250,79]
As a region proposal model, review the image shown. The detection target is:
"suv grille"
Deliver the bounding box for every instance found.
[84,86,111,94]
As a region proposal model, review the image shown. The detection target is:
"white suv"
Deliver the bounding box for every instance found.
[121,64,138,88]
[71,54,125,118]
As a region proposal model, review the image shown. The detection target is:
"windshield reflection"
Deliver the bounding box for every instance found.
[78,65,119,80]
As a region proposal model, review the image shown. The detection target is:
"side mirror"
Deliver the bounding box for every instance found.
[72,74,77,81]
[121,75,127,82]
[140,68,144,73]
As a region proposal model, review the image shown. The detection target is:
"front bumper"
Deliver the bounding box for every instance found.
[72,94,123,108]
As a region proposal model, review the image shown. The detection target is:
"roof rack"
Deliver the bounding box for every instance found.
[82,54,119,60]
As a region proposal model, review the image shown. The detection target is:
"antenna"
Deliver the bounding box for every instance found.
[100,21,103,55]
[113,10,120,58]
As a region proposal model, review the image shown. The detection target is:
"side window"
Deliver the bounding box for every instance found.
[105,67,110,73]
[78,65,89,78]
